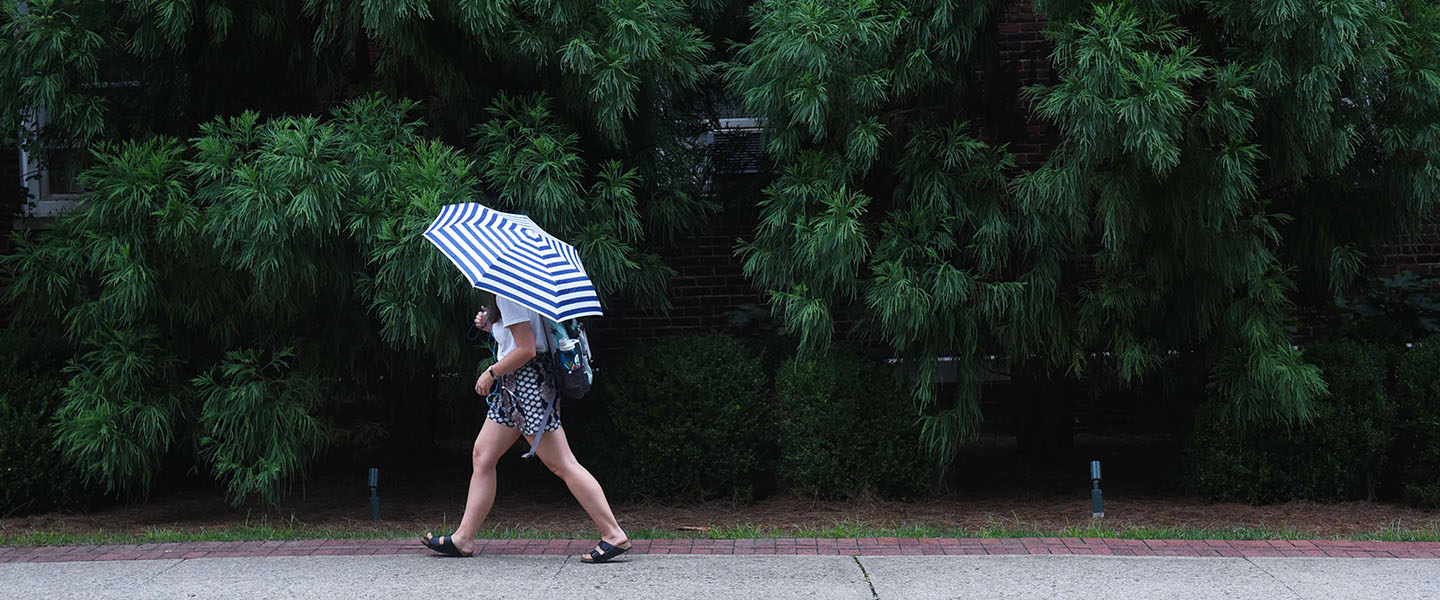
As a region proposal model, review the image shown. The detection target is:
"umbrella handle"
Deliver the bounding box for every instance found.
[467,325,482,341]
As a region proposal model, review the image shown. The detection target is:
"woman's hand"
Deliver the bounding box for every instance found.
[475,369,495,396]
[474,309,492,332]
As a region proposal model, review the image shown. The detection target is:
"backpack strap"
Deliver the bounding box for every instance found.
[549,320,570,347]
[520,395,557,459]
[521,353,562,459]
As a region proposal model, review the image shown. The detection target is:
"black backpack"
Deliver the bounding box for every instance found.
[545,319,593,399]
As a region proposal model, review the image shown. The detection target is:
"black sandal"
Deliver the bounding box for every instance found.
[421,533,473,557]
[580,539,631,563]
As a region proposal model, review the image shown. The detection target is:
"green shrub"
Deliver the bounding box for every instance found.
[1393,338,1440,508]
[1333,271,1440,345]
[776,351,940,498]
[193,348,330,507]
[0,328,90,516]
[583,334,770,502]
[1186,339,1393,503]
[1,94,693,506]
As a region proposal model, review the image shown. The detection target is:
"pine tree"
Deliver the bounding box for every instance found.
[728,0,1440,465]
[4,0,1438,498]
[0,0,347,158]
[2,1,719,503]
[1019,0,1440,427]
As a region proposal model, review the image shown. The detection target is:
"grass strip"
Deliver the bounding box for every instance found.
[4,519,1437,547]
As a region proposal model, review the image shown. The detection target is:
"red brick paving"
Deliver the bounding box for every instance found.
[0,538,1437,563]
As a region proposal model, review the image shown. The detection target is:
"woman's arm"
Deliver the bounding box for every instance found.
[491,322,537,375]
[474,322,539,395]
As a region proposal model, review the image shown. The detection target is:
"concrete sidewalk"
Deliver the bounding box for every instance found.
[3,552,1438,599]
[7,537,1439,560]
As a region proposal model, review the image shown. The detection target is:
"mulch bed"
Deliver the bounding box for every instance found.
[5,537,1440,563]
[4,434,1436,541]
[6,487,1438,541]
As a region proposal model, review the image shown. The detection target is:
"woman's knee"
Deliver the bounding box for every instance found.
[541,453,582,479]
[471,445,504,471]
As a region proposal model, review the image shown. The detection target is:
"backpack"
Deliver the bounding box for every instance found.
[545,319,593,399]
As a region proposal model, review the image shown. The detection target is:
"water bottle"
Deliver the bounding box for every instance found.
[556,337,578,370]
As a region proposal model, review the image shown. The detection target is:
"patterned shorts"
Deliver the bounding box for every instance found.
[486,358,561,435]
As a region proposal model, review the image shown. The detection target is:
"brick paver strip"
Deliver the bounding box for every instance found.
[1,538,1438,563]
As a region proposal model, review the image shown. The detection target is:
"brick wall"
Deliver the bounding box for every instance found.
[1380,224,1440,278]
[588,224,765,353]
[1,148,22,254]
[587,173,769,352]
[979,0,1057,170]
[1,148,22,323]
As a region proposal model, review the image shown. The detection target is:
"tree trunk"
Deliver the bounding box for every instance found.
[1014,368,1075,463]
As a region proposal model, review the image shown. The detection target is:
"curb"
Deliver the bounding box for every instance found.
[3,538,1439,563]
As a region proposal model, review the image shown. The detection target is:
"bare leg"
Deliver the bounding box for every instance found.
[427,418,520,554]
[528,426,627,556]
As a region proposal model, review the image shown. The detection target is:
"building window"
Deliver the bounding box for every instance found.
[703,117,766,176]
[18,110,88,220]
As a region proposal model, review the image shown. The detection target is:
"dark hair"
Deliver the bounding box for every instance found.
[487,296,502,323]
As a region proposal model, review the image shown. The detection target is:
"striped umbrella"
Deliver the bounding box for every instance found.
[423,202,602,321]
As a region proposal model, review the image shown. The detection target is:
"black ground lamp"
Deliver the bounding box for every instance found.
[369,468,381,520]
[1090,460,1104,518]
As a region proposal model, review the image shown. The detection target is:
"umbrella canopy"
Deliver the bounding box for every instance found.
[423,202,603,321]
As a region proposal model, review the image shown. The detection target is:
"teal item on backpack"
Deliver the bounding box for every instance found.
[516,318,593,459]
[546,319,594,399]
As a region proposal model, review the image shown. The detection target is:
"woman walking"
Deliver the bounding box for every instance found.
[422,295,629,563]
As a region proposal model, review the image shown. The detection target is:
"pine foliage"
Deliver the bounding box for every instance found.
[3,94,700,504]
[1,0,345,160]
[731,0,1030,464]
[1020,0,1440,428]
[731,0,1440,465]
[2,0,720,503]
[3,0,1438,491]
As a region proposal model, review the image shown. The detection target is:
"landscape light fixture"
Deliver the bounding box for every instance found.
[369,467,381,520]
[1090,460,1104,518]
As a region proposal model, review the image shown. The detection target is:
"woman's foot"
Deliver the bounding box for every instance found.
[580,533,631,563]
[422,532,475,557]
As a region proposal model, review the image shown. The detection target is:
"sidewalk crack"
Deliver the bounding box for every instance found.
[851,556,880,600]
[141,558,187,586]
[552,554,570,580]
[1242,556,1305,599]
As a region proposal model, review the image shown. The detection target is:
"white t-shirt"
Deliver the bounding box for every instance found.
[491,296,549,361]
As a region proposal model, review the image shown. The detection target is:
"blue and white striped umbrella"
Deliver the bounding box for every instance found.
[423,203,602,321]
